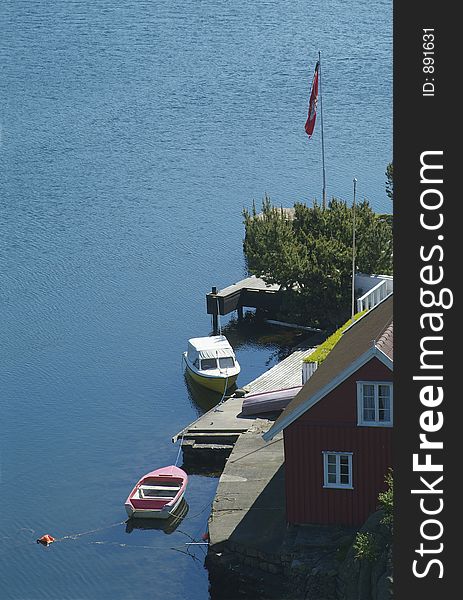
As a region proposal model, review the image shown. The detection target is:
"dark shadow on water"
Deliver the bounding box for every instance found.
[125,499,189,535]
[184,372,236,414]
[181,463,223,478]
[219,312,325,365]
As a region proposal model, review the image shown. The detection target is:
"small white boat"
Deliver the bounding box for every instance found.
[125,466,188,519]
[241,385,303,416]
[183,335,240,393]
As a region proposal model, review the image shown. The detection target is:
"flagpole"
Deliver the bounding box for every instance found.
[351,177,357,321]
[319,50,327,209]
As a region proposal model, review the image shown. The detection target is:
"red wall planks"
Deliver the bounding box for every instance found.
[284,358,392,525]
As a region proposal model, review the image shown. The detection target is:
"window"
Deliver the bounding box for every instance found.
[200,358,217,370]
[357,382,393,426]
[218,357,235,369]
[323,452,353,489]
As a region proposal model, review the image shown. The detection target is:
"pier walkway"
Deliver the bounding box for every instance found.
[206,276,282,332]
[207,420,356,589]
[208,420,286,557]
[172,342,317,468]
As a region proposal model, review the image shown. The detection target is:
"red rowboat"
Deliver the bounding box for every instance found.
[125,465,188,519]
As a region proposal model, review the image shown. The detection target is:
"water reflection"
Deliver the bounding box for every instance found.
[184,372,236,414]
[125,499,189,535]
[219,313,319,364]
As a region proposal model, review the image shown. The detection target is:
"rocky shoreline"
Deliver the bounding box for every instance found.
[206,511,392,600]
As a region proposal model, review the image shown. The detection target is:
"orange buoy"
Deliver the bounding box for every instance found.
[37,534,55,546]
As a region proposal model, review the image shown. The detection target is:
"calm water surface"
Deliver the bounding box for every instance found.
[0,1,391,598]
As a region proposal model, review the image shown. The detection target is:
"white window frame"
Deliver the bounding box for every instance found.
[357,381,393,427]
[322,451,353,489]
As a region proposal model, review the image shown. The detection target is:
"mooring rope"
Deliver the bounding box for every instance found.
[173,434,185,467]
[180,500,213,521]
[57,520,127,542]
[213,374,229,412]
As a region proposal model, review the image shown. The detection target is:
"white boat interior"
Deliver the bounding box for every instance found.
[138,484,181,500]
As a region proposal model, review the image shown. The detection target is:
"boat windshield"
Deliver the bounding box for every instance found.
[218,357,235,369]
[200,358,217,370]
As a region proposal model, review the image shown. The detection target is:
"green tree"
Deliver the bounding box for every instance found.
[243,196,393,327]
[242,195,299,289]
[385,162,393,201]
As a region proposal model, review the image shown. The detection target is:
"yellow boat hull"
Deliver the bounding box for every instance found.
[185,363,238,394]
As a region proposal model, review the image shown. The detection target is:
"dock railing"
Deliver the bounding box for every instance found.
[356,279,393,313]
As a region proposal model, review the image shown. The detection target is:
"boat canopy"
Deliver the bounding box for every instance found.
[187,335,236,362]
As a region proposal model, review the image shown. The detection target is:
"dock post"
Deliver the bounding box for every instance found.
[211,286,219,334]
[237,306,244,321]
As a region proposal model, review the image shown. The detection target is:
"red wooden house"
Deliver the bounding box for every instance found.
[263,295,393,526]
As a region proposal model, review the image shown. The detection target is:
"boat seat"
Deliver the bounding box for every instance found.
[138,485,179,499]
[139,490,175,500]
[141,484,181,491]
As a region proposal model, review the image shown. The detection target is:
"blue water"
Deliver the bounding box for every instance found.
[0,1,391,598]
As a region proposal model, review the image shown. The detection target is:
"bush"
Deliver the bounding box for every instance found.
[353,532,378,562]
[378,469,393,529]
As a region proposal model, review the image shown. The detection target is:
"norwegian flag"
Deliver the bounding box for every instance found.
[304,61,319,138]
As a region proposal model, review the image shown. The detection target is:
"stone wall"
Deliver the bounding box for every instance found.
[206,542,290,599]
[206,516,392,600]
[207,524,354,600]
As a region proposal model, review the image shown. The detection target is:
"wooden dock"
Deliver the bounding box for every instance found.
[206,276,282,333]
[173,341,317,469]
[244,345,313,395]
